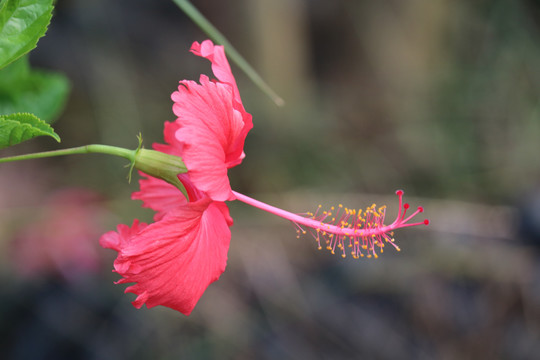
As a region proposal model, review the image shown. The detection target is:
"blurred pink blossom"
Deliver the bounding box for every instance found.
[11,189,108,282]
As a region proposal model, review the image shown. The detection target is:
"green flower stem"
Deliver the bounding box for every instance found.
[0,144,135,164]
[0,144,189,199]
[172,0,285,107]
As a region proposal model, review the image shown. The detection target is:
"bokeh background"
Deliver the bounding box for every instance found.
[2,0,540,358]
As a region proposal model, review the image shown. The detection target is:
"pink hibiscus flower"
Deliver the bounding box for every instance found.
[101,40,428,315]
[101,40,246,315]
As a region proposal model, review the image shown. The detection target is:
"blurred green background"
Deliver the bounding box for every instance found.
[1,0,540,359]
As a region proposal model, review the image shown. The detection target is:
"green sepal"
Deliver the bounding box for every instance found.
[134,147,189,199]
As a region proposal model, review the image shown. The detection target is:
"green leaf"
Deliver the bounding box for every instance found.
[0,56,70,123]
[0,112,60,149]
[0,0,54,69]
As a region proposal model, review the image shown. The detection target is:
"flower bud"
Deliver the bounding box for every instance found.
[134,149,188,198]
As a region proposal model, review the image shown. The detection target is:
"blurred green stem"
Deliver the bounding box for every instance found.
[172,0,285,106]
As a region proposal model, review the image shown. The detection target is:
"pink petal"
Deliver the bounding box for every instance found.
[100,220,148,252]
[172,77,248,201]
[190,40,241,105]
[152,121,183,157]
[190,41,254,167]
[131,172,188,220]
[132,173,206,219]
[99,198,233,315]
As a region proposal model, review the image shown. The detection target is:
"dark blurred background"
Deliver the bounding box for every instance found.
[1,0,540,359]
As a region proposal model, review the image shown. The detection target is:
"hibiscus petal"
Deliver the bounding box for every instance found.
[190,40,241,104]
[152,121,183,157]
[100,220,148,251]
[99,198,233,315]
[172,77,246,201]
[131,173,188,221]
[185,41,254,169]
